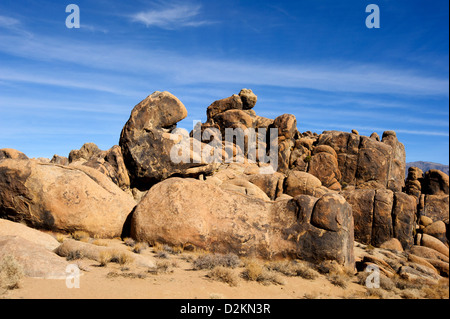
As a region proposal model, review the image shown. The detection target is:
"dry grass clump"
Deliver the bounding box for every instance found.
[193,253,241,270]
[421,279,449,299]
[241,259,285,286]
[132,242,149,254]
[0,256,24,291]
[55,233,66,243]
[148,260,175,275]
[98,250,135,267]
[123,238,136,247]
[65,249,84,261]
[71,231,90,242]
[207,266,239,287]
[267,260,319,280]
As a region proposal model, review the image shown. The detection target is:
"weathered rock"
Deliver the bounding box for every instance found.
[69,143,131,190]
[351,129,359,135]
[272,114,297,140]
[422,170,449,195]
[370,132,380,141]
[381,131,406,193]
[380,238,404,252]
[284,170,323,198]
[372,189,394,247]
[0,149,28,161]
[239,89,257,110]
[119,91,218,188]
[220,178,270,201]
[422,194,449,223]
[392,192,416,250]
[131,178,355,266]
[207,94,243,120]
[317,131,405,192]
[50,154,69,166]
[423,221,447,244]
[247,172,285,200]
[54,239,154,268]
[310,193,350,232]
[308,152,341,190]
[0,219,60,251]
[0,159,136,238]
[0,236,69,279]
[421,234,449,258]
[342,189,375,245]
[410,245,449,263]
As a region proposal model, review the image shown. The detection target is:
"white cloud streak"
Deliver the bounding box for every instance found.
[131,2,213,29]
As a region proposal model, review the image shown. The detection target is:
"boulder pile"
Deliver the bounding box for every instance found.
[1,89,448,283]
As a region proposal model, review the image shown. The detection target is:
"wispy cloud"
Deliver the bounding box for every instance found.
[131,1,213,29]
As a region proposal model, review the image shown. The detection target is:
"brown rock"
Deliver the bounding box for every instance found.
[310,193,350,232]
[421,234,449,257]
[284,170,323,198]
[50,155,69,166]
[410,245,449,263]
[120,92,218,188]
[239,89,257,110]
[0,149,28,161]
[247,172,285,200]
[131,178,355,266]
[371,189,394,247]
[0,236,69,279]
[422,194,449,223]
[0,219,60,251]
[273,114,297,140]
[308,152,342,190]
[392,192,416,250]
[207,94,243,120]
[380,238,403,252]
[422,169,449,195]
[423,221,447,244]
[0,159,136,238]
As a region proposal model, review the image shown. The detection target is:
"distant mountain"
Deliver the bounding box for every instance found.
[406,161,449,176]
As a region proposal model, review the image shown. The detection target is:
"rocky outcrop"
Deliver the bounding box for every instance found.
[69,143,130,190]
[0,149,28,160]
[119,91,219,189]
[342,188,416,249]
[131,177,354,266]
[0,159,135,238]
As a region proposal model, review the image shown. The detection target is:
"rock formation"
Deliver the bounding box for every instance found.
[0,88,448,286]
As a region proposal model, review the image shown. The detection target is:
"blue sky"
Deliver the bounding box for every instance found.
[0,0,448,164]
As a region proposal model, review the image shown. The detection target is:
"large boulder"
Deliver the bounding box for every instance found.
[283,170,326,198]
[422,170,449,196]
[421,194,449,223]
[119,91,218,189]
[131,177,355,266]
[0,236,69,279]
[0,159,136,238]
[0,219,60,251]
[0,149,29,161]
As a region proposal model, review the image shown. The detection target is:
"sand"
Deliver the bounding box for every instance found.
[2,237,367,300]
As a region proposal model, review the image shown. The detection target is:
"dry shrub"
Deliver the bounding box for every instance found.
[329,273,349,289]
[241,260,285,286]
[421,279,449,299]
[99,250,113,267]
[149,260,174,275]
[132,242,149,254]
[123,238,136,247]
[267,260,319,280]
[193,253,241,270]
[207,267,239,287]
[71,231,90,242]
[110,250,135,266]
[0,256,24,291]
